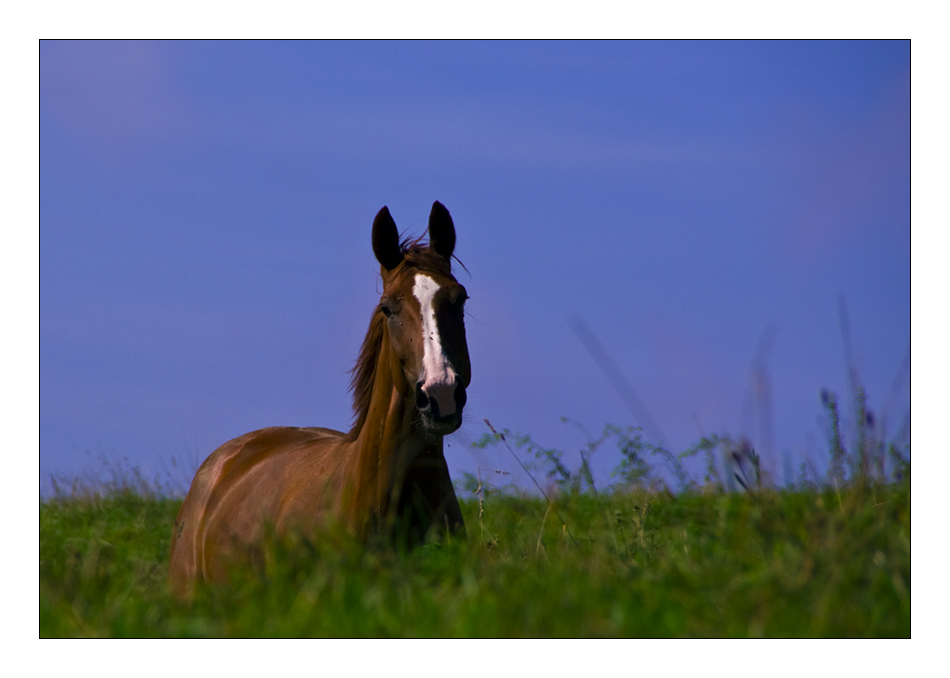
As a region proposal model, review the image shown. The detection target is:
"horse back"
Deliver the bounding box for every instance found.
[168,426,345,594]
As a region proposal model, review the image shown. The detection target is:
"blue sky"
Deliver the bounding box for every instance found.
[40,40,910,492]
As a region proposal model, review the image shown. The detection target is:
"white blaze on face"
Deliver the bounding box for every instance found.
[413,273,458,416]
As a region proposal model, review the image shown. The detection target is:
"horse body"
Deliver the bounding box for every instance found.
[169,202,469,595]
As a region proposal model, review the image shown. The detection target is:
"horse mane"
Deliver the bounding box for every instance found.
[347,241,453,438]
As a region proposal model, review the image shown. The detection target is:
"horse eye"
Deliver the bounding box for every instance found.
[380,304,393,318]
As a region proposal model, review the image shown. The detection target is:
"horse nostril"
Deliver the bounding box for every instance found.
[415,381,430,410]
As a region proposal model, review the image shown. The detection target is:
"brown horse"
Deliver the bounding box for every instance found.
[168,201,470,595]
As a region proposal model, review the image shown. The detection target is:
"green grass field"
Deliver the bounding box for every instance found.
[40,390,909,638]
[40,465,909,637]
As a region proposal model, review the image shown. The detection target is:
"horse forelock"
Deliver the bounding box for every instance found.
[400,242,453,278]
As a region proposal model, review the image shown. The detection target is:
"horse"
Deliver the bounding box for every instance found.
[168,201,470,596]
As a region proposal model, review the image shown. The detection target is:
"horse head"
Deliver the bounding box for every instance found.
[371,201,471,436]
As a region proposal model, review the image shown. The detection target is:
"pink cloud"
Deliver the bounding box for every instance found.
[42,41,195,144]
[781,71,910,261]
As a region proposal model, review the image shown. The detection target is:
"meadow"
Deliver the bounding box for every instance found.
[39,395,910,638]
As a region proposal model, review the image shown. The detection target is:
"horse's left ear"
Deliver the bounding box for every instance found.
[427,201,456,261]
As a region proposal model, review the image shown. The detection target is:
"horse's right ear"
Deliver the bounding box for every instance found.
[372,206,403,271]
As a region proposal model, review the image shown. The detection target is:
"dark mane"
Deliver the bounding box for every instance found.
[347,240,453,438]
[347,308,386,438]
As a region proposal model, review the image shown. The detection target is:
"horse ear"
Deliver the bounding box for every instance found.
[427,201,456,261]
[372,206,403,271]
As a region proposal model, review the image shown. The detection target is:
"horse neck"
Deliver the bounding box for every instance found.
[343,327,438,534]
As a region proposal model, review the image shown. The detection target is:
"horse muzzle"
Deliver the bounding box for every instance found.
[415,378,466,435]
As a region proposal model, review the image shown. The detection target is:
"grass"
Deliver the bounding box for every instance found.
[40,384,909,638]
[39,471,909,637]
